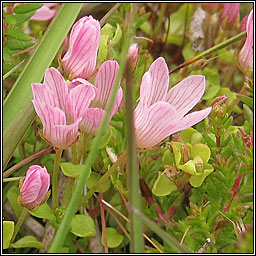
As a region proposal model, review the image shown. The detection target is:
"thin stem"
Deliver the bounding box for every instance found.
[3,59,26,80]
[3,146,53,178]
[124,39,144,252]
[52,149,63,210]
[71,144,77,164]
[48,7,134,251]
[100,3,122,27]
[10,207,29,243]
[3,177,22,183]
[153,3,168,36]
[99,188,108,253]
[169,30,247,74]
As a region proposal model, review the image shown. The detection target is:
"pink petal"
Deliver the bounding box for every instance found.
[30,6,56,21]
[93,60,120,109]
[32,83,59,108]
[139,57,169,108]
[167,107,212,136]
[20,169,41,203]
[51,119,81,149]
[43,68,72,120]
[36,166,50,203]
[62,16,101,79]
[238,10,253,72]
[79,108,105,135]
[135,102,178,149]
[69,81,96,120]
[110,87,123,118]
[166,75,206,116]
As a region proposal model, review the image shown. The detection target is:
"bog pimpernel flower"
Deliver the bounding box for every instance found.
[18,165,50,210]
[61,15,101,80]
[238,9,253,74]
[79,60,123,135]
[134,57,212,149]
[32,67,95,149]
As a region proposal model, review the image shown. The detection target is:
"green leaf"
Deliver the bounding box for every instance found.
[202,85,220,100]
[29,202,55,221]
[6,28,31,41]
[222,116,233,129]
[178,160,197,175]
[101,227,124,248]
[203,68,220,87]
[180,127,202,144]
[3,3,12,7]
[111,23,122,45]
[70,214,96,237]
[5,14,17,25]
[170,142,183,165]
[11,236,44,249]
[3,4,83,170]
[7,186,23,217]
[239,95,253,107]
[4,39,34,50]
[243,104,253,125]
[162,148,175,166]
[98,34,108,63]
[3,221,14,249]
[189,165,214,187]
[182,43,195,61]
[191,144,211,164]
[152,172,177,196]
[13,3,43,14]
[15,11,37,25]
[60,162,90,180]
[202,133,216,147]
[86,171,110,193]
[101,23,114,39]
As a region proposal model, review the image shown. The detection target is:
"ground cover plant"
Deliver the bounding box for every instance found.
[2,2,253,254]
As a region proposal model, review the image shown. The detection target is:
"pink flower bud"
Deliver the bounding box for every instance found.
[127,43,139,64]
[238,10,253,74]
[220,3,240,30]
[19,165,50,210]
[61,16,101,80]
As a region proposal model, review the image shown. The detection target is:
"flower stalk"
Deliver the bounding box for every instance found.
[52,149,63,210]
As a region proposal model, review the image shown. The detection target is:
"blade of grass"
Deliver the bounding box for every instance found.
[124,5,144,252]
[3,3,83,169]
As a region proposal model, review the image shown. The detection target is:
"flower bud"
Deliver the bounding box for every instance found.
[127,43,139,66]
[18,165,50,211]
[61,16,101,80]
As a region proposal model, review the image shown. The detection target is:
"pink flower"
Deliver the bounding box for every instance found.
[220,3,240,29]
[79,60,123,135]
[134,57,212,149]
[30,3,58,21]
[202,3,240,29]
[19,165,50,210]
[238,10,253,73]
[61,16,101,80]
[127,43,139,64]
[32,67,95,149]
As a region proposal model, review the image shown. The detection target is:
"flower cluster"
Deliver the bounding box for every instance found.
[32,16,211,151]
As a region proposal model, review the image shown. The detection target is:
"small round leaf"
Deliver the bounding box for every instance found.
[101,227,124,248]
[71,214,96,237]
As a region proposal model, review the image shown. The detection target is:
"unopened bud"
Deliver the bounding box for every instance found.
[126,43,139,70]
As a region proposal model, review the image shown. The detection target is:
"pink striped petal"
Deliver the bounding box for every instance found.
[69,81,96,120]
[30,6,56,21]
[37,166,50,204]
[32,83,59,108]
[166,75,206,116]
[135,102,178,149]
[110,87,123,118]
[139,57,169,108]
[93,60,120,109]
[51,119,81,149]
[238,10,253,73]
[43,68,70,115]
[79,108,105,135]
[20,169,41,203]
[167,107,212,136]
[62,16,101,79]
